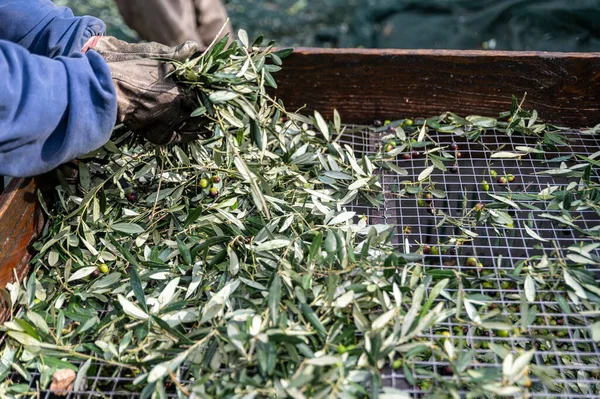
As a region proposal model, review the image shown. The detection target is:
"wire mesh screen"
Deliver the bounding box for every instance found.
[338,127,600,398]
[5,127,600,398]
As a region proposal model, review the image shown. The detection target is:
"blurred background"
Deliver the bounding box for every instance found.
[54,0,600,51]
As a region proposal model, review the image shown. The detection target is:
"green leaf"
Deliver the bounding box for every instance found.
[68,266,97,282]
[314,111,330,142]
[488,193,521,210]
[269,274,282,326]
[372,309,396,331]
[418,166,434,182]
[208,90,239,104]
[273,48,294,59]
[300,303,327,340]
[491,151,525,159]
[74,359,92,391]
[523,223,549,242]
[118,294,149,320]
[7,331,41,348]
[563,270,587,299]
[79,163,90,191]
[148,349,190,383]
[129,266,148,313]
[306,355,341,366]
[524,275,536,302]
[421,279,448,317]
[108,235,140,268]
[328,212,356,225]
[254,239,291,251]
[591,321,600,342]
[112,223,145,235]
[176,237,193,265]
[14,320,40,341]
[401,284,424,338]
[237,29,249,48]
[190,106,206,117]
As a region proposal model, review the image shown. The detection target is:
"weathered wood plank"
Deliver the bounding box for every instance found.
[275,48,600,127]
[0,178,44,321]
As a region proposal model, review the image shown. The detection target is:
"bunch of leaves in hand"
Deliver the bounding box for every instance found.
[172,30,293,153]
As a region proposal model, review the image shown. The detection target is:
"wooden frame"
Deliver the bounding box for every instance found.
[0,178,44,321]
[0,49,599,321]
[276,49,600,127]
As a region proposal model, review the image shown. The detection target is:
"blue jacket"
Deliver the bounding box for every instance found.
[0,0,117,177]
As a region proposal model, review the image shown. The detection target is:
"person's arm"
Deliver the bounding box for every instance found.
[0,0,105,58]
[0,40,117,178]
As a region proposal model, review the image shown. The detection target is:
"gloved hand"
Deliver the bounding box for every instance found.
[86,36,203,62]
[86,36,209,145]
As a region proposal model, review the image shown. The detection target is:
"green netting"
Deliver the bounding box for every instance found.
[53,0,600,51]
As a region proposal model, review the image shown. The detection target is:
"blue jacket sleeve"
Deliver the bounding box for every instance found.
[0,0,105,58]
[0,40,117,178]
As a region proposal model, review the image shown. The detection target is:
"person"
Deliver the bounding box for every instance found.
[0,0,204,178]
[114,0,232,48]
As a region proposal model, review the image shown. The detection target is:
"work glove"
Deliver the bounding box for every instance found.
[84,36,204,62]
[85,36,209,145]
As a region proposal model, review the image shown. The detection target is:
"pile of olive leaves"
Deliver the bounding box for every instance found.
[0,32,556,399]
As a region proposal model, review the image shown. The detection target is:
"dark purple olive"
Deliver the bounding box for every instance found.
[126,191,139,203]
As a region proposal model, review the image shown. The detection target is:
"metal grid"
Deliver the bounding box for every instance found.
[338,127,600,397]
[6,127,600,398]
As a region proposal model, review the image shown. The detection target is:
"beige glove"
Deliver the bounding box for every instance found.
[88,36,199,62]
[86,36,210,145]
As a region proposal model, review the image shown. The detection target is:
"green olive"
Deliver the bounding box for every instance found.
[481,180,490,192]
[99,263,109,274]
[199,178,209,188]
[497,329,510,338]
